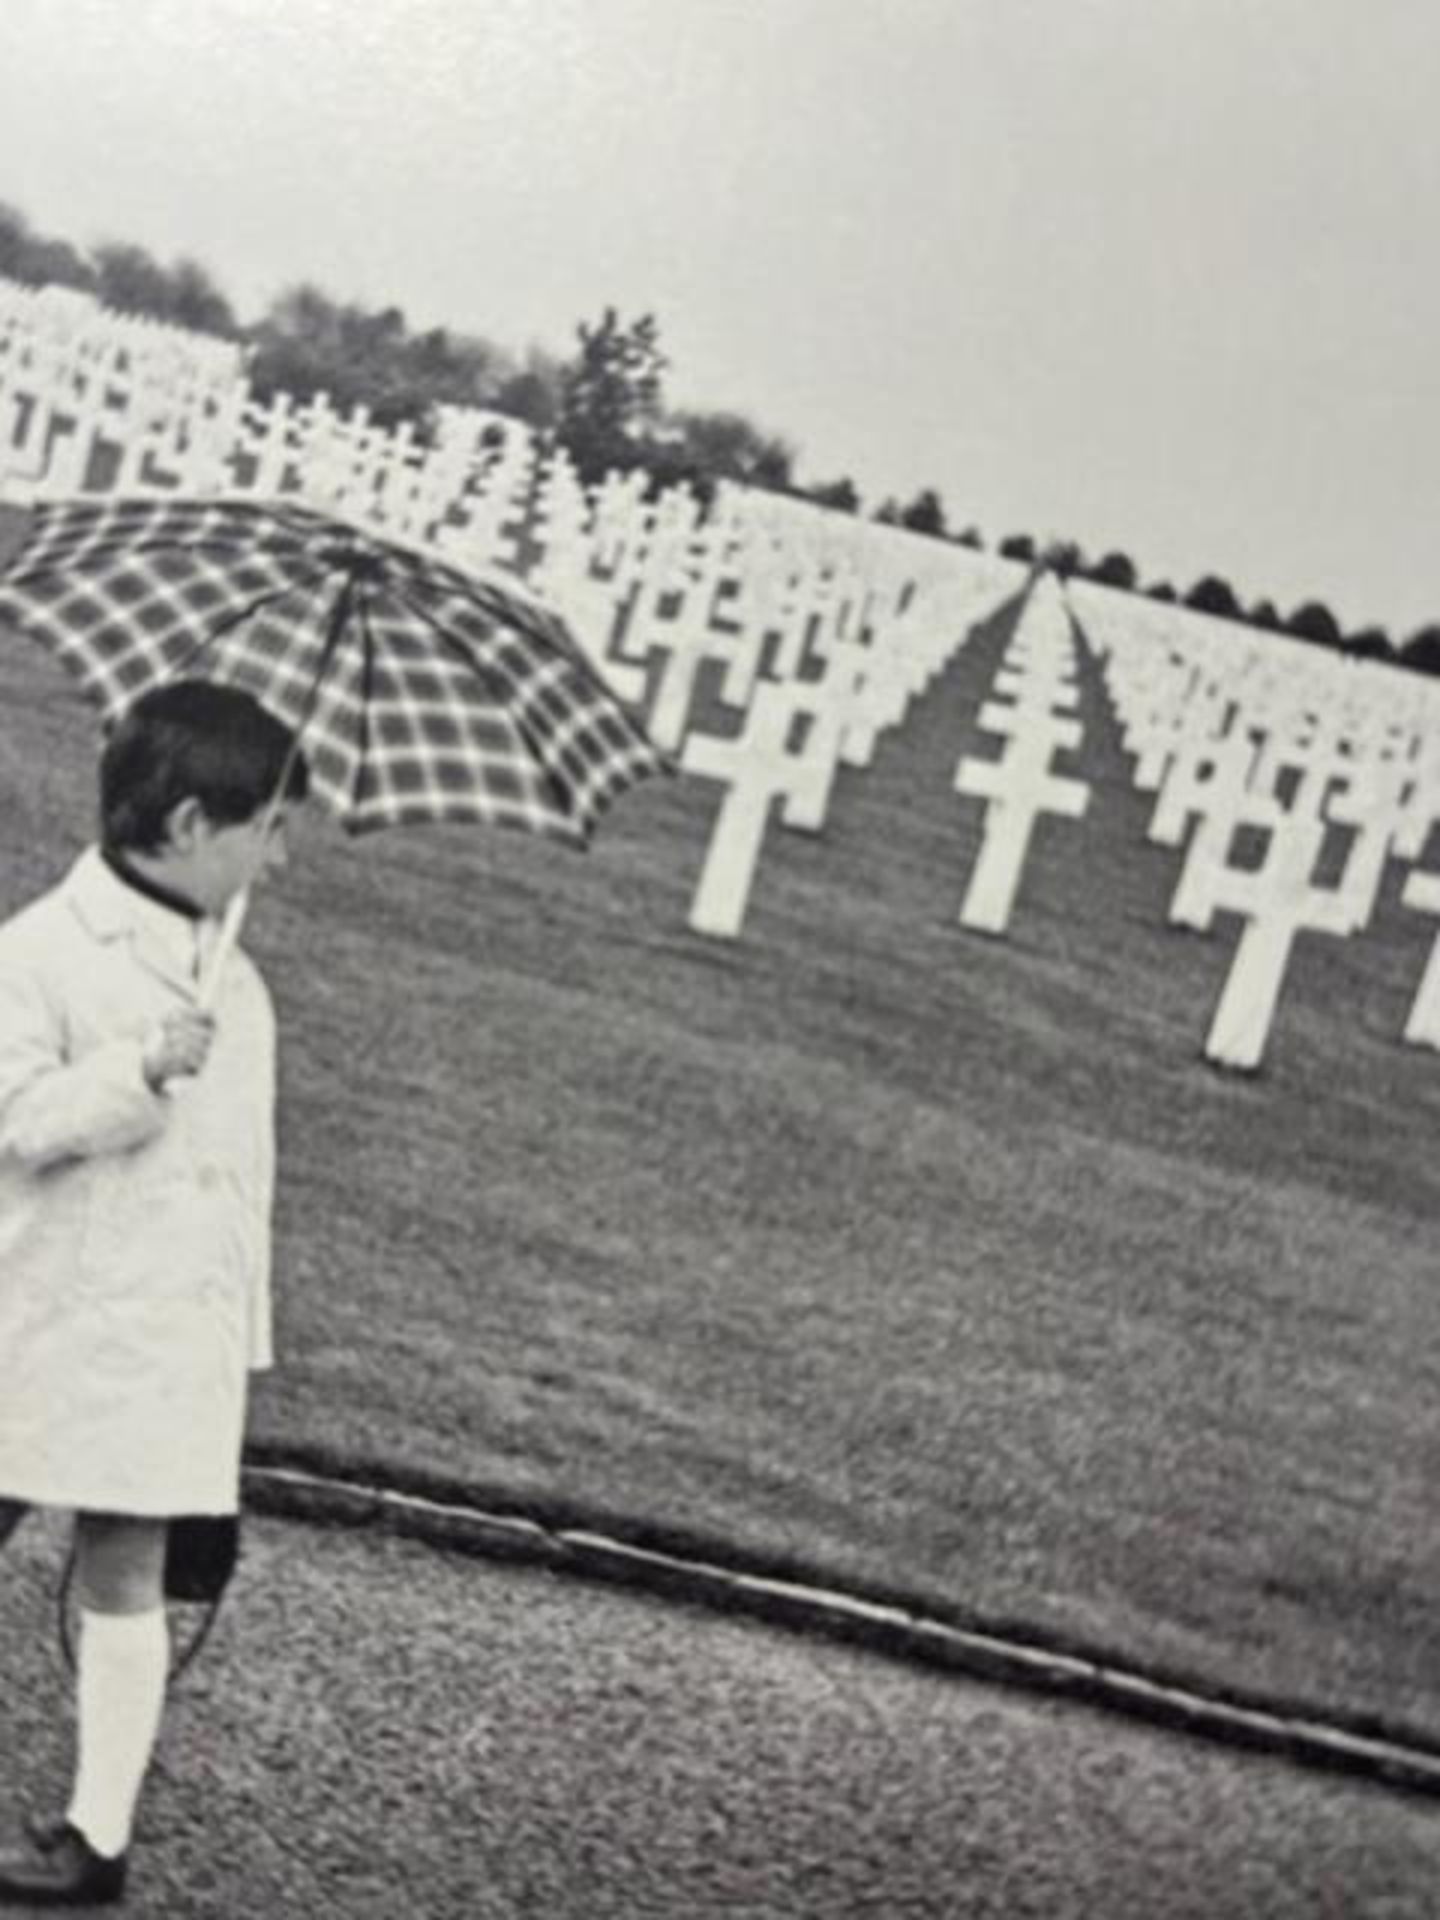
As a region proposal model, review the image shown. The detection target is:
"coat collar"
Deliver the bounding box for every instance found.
[63,846,216,996]
[100,843,205,921]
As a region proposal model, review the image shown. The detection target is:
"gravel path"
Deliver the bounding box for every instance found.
[1,1508,1436,1918]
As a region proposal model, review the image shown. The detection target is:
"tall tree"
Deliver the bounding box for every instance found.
[166,258,238,337]
[90,242,176,320]
[0,202,95,291]
[557,307,667,485]
[247,283,350,408]
[1287,599,1343,649]
[1403,625,1440,675]
[1090,550,1137,590]
[248,284,508,429]
[494,359,562,431]
[1343,625,1393,661]
[0,202,30,279]
[1185,574,1242,620]
[1038,538,1085,577]
[900,488,947,538]
[749,441,795,492]
[807,477,860,513]
[667,408,795,492]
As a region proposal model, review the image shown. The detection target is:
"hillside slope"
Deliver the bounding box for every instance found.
[0,504,1436,1744]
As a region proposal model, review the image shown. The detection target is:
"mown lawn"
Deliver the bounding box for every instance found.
[1,503,1437,1742]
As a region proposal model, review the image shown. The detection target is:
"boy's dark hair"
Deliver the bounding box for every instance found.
[100,680,309,852]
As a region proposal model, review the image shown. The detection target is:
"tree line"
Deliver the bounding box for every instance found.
[1,200,1435,673]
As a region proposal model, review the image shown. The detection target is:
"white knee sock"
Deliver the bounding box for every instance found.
[66,1606,170,1859]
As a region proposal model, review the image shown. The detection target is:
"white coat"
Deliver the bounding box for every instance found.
[0,847,276,1516]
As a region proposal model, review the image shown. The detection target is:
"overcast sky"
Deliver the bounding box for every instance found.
[2,0,1436,636]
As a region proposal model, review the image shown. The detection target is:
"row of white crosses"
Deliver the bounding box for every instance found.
[0,276,545,566]
[222,395,541,565]
[1069,579,1440,1068]
[527,463,914,745]
[530,471,898,743]
[0,279,682,663]
[0,277,913,767]
[427,407,539,573]
[0,289,1036,946]
[0,276,1003,736]
[526,453,651,694]
[0,281,246,501]
[6,280,1438,1069]
[679,514,1029,937]
[0,277,1039,945]
[952,573,1090,934]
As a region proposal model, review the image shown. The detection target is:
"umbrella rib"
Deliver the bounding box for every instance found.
[162,579,318,676]
[388,581,526,700]
[420,571,569,657]
[350,586,378,815]
[388,583,579,824]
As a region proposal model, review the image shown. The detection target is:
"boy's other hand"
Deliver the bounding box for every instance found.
[142,1009,217,1090]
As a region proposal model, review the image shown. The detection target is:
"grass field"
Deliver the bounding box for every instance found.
[1,503,1437,1745]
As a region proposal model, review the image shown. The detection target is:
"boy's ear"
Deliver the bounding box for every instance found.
[159,796,209,853]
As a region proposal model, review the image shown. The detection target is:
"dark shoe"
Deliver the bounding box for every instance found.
[0,1823,127,1906]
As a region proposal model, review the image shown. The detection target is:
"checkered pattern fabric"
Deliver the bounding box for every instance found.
[0,496,669,842]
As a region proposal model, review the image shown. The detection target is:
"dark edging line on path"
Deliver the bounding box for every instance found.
[241,1461,1440,1804]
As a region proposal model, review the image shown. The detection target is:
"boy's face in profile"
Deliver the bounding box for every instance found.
[154,801,293,917]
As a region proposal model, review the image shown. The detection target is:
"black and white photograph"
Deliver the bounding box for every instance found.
[0,2,1437,1913]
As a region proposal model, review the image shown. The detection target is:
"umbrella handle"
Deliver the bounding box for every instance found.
[198,889,250,1013]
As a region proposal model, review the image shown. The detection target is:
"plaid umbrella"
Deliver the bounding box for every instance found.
[0,494,668,842]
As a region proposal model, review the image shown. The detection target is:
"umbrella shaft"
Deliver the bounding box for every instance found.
[200,566,356,1008]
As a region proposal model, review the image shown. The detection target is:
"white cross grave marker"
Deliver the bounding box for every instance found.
[1202,768,1382,1071]
[776,636,875,833]
[954,710,1090,933]
[951,579,1090,934]
[1158,725,1267,930]
[626,536,764,752]
[682,680,834,939]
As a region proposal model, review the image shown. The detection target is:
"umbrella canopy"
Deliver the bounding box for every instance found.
[0,495,668,844]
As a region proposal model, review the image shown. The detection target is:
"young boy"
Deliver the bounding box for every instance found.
[0,679,307,1908]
